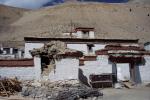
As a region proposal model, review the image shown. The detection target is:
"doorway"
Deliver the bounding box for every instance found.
[41,56,50,72]
[116,63,130,81]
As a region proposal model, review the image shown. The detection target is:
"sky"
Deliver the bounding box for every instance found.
[0,0,53,9]
[1,0,146,9]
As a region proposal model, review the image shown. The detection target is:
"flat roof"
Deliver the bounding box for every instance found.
[75,27,94,29]
[75,27,94,32]
[0,41,24,48]
[24,37,139,44]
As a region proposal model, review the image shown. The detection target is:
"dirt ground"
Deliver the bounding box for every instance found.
[101,86,150,100]
[0,85,150,100]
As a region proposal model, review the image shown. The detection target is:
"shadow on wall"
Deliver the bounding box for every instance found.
[111,62,118,83]
[78,68,90,87]
[135,58,146,84]
[135,65,142,84]
[135,59,145,83]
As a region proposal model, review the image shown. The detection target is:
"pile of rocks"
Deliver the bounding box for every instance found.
[30,41,81,57]
[21,79,103,100]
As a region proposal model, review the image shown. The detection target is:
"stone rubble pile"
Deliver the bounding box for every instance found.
[21,79,103,100]
[30,41,80,57]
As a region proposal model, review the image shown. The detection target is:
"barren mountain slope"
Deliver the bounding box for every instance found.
[0,3,150,43]
[129,0,150,3]
[0,4,28,38]
[0,4,27,25]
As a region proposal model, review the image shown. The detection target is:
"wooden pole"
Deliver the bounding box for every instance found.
[0,82,9,97]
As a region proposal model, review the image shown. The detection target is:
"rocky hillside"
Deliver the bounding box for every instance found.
[0,2,150,43]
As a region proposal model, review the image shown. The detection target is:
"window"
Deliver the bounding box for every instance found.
[0,49,2,54]
[3,48,10,54]
[87,44,94,54]
[13,48,18,54]
[82,31,89,38]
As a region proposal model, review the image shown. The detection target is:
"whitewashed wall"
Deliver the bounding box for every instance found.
[76,31,83,38]
[47,54,150,83]
[48,55,113,82]
[25,43,105,57]
[93,44,105,51]
[80,55,112,82]
[67,44,106,55]
[0,67,35,80]
[0,57,41,80]
[49,58,79,81]
[138,56,150,83]
[0,54,15,59]
[67,44,88,54]
[34,57,42,80]
[145,44,150,50]
[24,43,44,58]
[89,31,95,38]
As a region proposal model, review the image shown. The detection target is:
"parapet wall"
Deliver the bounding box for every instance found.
[0,57,41,80]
